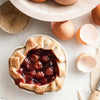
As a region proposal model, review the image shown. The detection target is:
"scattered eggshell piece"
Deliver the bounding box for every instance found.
[54,0,78,5]
[92,4,100,26]
[77,53,97,72]
[32,0,47,3]
[51,20,75,41]
[76,24,98,45]
[0,1,30,34]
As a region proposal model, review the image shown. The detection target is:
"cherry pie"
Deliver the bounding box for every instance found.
[9,36,67,94]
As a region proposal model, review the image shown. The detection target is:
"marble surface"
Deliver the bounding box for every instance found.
[0,12,100,100]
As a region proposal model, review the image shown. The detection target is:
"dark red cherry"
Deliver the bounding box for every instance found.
[49,61,53,66]
[34,61,42,70]
[29,70,36,77]
[40,78,47,85]
[36,71,44,79]
[23,58,30,66]
[50,76,55,81]
[48,76,55,82]
[25,63,34,71]
[15,78,25,85]
[23,70,28,74]
[25,64,30,70]
[54,67,59,74]
[41,55,49,62]
[19,68,23,74]
[22,58,32,70]
[30,54,39,62]
[45,67,53,76]
[24,74,32,81]
[27,80,33,84]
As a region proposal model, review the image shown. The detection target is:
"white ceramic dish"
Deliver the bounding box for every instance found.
[10,0,100,22]
[10,34,68,95]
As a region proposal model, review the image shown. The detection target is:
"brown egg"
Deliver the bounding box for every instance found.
[54,0,78,5]
[32,0,47,2]
[76,24,98,45]
[92,4,100,26]
[51,20,75,41]
[77,53,97,73]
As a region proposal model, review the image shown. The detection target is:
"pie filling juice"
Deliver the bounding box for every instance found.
[15,49,59,85]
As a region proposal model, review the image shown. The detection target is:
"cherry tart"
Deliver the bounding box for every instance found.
[9,36,67,94]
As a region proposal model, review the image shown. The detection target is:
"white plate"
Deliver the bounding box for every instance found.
[10,0,100,22]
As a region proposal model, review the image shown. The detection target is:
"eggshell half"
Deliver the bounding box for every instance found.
[54,0,78,5]
[76,24,98,45]
[51,20,75,41]
[77,53,97,72]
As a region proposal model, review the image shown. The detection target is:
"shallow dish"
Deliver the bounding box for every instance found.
[10,0,100,22]
[9,34,68,94]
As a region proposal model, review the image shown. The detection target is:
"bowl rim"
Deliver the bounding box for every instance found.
[10,0,100,22]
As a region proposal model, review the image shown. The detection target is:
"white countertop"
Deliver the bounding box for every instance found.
[0,12,100,100]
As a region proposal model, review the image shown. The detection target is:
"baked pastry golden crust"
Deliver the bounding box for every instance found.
[9,36,67,94]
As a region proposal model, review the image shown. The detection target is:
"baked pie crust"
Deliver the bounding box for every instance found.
[9,36,67,94]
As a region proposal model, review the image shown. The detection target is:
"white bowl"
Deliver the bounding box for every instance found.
[10,34,68,94]
[10,0,100,22]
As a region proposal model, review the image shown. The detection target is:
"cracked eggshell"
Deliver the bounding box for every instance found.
[77,53,97,73]
[76,24,98,45]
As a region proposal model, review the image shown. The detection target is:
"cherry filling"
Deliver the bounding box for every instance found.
[15,49,59,85]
